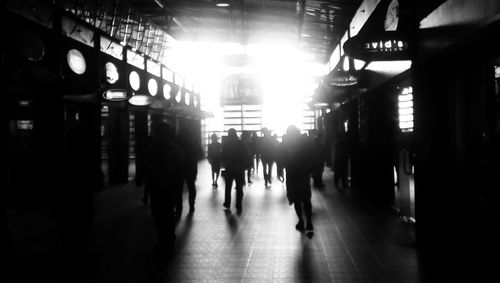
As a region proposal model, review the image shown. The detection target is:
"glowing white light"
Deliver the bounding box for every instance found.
[163,84,172,99]
[129,71,140,91]
[105,62,119,84]
[129,94,153,106]
[165,40,327,135]
[148,79,158,96]
[365,60,411,74]
[67,49,86,75]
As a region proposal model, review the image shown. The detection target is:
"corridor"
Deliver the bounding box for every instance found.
[86,161,421,282]
[8,160,422,283]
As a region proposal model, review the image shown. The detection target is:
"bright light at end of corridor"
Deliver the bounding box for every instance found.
[166,41,327,135]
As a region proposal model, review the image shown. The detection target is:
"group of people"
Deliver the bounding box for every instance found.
[208,126,326,235]
[140,123,327,257]
[208,128,328,189]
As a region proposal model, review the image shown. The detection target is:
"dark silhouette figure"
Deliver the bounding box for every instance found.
[250,131,261,174]
[144,121,184,256]
[207,133,222,187]
[282,125,315,234]
[178,128,202,215]
[275,136,285,183]
[334,135,349,189]
[54,122,97,280]
[136,135,153,204]
[261,128,278,187]
[241,131,254,185]
[221,128,250,215]
[312,132,326,188]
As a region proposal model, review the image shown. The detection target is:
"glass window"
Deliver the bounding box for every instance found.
[67,49,86,75]
[147,60,161,77]
[61,16,94,47]
[127,50,144,69]
[104,62,119,84]
[100,37,123,60]
[129,71,140,91]
[162,67,174,83]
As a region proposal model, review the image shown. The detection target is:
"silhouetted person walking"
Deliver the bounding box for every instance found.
[178,127,202,215]
[250,131,261,174]
[261,128,278,187]
[282,125,315,235]
[276,138,285,183]
[241,131,254,185]
[144,121,184,256]
[207,133,222,187]
[221,129,250,215]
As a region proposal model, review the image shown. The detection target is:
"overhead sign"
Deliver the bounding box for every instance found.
[103,89,129,101]
[220,74,262,105]
[343,31,409,61]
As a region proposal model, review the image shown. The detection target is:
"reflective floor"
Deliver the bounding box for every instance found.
[9,160,424,282]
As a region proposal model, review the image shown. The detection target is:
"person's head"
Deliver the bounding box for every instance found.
[262,127,270,136]
[286,125,300,136]
[227,128,238,141]
[211,133,218,143]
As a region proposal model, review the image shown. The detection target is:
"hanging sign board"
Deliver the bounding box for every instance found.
[343,31,409,61]
[220,74,263,105]
[102,89,130,101]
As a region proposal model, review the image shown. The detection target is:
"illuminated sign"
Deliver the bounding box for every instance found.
[344,31,409,61]
[220,74,262,105]
[17,120,34,130]
[326,70,359,87]
[128,94,153,106]
[364,39,406,53]
[398,86,414,132]
[102,89,129,101]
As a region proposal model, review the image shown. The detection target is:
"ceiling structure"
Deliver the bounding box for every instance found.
[126,0,363,64]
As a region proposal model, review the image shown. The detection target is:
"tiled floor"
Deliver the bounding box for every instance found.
[9,161,424,282]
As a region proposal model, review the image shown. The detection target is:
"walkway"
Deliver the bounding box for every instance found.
[87,161,422,282]
[8,160,423,282]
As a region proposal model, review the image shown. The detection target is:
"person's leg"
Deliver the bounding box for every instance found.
[303,200,313,230]
[214,167,220,186]
[263,162,269,186]
[293,203,304,231]
[174,184,183,219]
[223,173,233,209]
[187,178,196,212]
[235,171,245,214]
[210,164,216,185]
[270,163,273,182]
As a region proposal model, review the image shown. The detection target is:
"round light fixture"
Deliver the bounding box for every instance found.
[105,62,119,84]
[67,49,86,75]
[129,71,140,91]
[163,84,172,99]
[216,1,230,7]
[148,78,158,96]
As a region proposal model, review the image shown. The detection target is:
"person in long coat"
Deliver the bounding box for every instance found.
[221,129,250,215]
[144,121,184,255]
[282,125,315,233]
